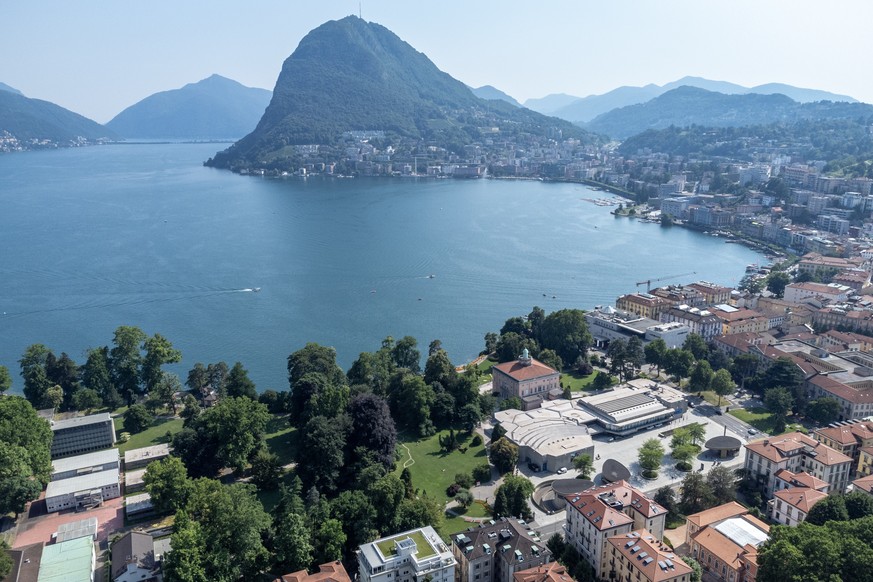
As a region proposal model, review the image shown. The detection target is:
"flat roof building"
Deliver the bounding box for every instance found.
[123,444,171,470]
[51,448,119,481]
[577,386,678,436]
[55,517,98,543]
[37,536,95,582]
[357,526,456,582]
[124,493,154,519]
[50,413,116,459]
[44,469,120,513]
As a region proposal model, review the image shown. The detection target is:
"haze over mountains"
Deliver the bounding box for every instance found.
[525,76,859,123]
[0,89,116,148]
[106,75,272,140]
[206,16,586,172]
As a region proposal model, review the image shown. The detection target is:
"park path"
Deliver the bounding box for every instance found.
[399,442,415,468]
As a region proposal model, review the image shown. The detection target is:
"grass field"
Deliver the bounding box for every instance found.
[728,407,804,435]
[561,370,599,392]
[264,415,297,466]
[478,358,498,374]
[395,429,488,505]
[115,417,184,453]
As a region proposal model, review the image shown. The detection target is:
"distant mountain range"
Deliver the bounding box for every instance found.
[469,85,521,107]
[206,16,587,172]
[106,75,272,139]
[0,89,115,146]
[584,86,873,139]
[526,76,859,123]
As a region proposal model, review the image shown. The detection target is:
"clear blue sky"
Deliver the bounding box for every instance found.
[2,0,871,123]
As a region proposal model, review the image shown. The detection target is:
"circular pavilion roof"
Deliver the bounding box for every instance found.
[601,459,631,483]
[551,479,595,498]
[705,435,742,450]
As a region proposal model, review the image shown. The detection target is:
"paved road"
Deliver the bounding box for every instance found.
[695,402,765,439]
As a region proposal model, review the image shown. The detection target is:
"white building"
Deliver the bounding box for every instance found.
[45,469,121,513]
[51,448,119,481]
[357,526,456,582]
[50,413,116,459]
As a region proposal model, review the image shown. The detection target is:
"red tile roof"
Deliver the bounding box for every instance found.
[493,358,558,381]
[745,432,852,466]
[774,487,828,513]
[608,529,691,582]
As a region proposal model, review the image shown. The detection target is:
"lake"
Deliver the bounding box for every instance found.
[0,143,761,392]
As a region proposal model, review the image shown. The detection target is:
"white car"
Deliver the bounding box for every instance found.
[748,428,758,435]
[556,467,568,474]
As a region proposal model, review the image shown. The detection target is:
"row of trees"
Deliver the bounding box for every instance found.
[487,307,593,370]
[0,396,54,517]
[654,465,739,522]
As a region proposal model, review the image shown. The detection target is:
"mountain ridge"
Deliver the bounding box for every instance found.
[207,16,589,172]
[0,91,116,149]
[106,74,272,139]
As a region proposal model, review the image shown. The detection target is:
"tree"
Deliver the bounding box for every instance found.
[706,465,737,504]
[143,456,192,514]
[766,271,791,298]
[109,325,147,404]
[0,365,11,393]
[82,346,121,410]
[807,397,841,425]
[539,309,592,363]
[180,394,201,426]
[625,336,646,376]
[455,489,474,508]
[71,388,102,412]
[391,336,421,374]
[197,397,271,474]
[686,423,706,446]
[296,415,347,493]
[312,518,346,565]
[663,349,694,380]
[0,540,11,580]
[288,343,346,391]
[152,371,182,414]
[250,449,283,490]
[737,274,764,294]
[638,438,665,477]
[0,443,42,517]
[185,481,271,581]
[490,437,519,474]
[19,344,52,408]
[573,454,594,478]
[186,362,209,394]
[688,360,713,394]
[491,422,507,443]
[331,489,377,558]
[473,463,491,484]
[484,332,499,354]
[206,362,229,395]
[163,511,208,582]
[607,339,629,382]
[845,491,873,520]
[500,316,529,336]
[591,372,616,391]
[0,396,53,486]
[368,473,405,532]
[124,404,154,434]
[682,333,709,360]
[710,368,736,407]
[494,332,538,364]
[347,394,396,471]
[459,402,483,432]
[807,495,849,525]
[388,373,435,437]
[764,387,793,434]
[272,511,312,574]
[225,362,257,400]
[731,353,759,390]
[681,556,702,582]
[45,352,79,410]
[654,486,679,520]
[679,471,714,514]
[537,349,563,374]
[644,338,667,376]
[493,475,534,520]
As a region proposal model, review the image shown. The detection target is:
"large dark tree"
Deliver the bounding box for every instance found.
[538,309,592,363]
[225,361,257,400]
[296,415,347,493]
[0,397,53,514]
[288,342,346,389]
[82,346,121,409]
[141,333,182,395]
[45,352,79,410]
[391,336,421,374]
[19,344,53,408]
[347,394,396,471]
[493,475,534,520]
[109,325,147,404]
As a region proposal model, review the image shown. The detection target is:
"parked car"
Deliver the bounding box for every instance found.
[528,462,541,472]
[557,467,568,474]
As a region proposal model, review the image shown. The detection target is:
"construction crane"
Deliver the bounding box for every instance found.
[635,271,697,292]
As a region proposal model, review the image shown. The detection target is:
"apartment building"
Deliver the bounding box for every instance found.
[688,510,769,582]
[743,432,852,498]
[606,530,693,582]
[564,481,666,580]
[357,527,456,582]
[452,518,550,582]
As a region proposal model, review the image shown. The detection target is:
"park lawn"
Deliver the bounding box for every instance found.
[264,415,297,466]
[478,358,498,374]
[395,429,487,505]
[115,417,184,454]
[562,369,599,393]
[728,407,803,435]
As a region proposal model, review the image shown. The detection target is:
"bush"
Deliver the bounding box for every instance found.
[470,433,483,447]
[642,469,659,479]
[446,483,461,497]
[124,404,154,434]
[455,472,474,489]
[472,463,491,483]
[676,461,692,472]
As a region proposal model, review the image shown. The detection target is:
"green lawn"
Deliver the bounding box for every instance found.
[376,530,434,558]
[442,514,479,536]
[264,415,297,466]
[728,407,803,435]
[394,429,487,505]
[115,417,184,453]
[478,358,498,374]
[561,370,599,392]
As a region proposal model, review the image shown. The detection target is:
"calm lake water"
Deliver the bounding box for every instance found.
[0,143,762,392]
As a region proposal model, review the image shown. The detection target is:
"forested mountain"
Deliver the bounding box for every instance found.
[586,87,873,139]
[470,85,521,107]
[523,93,581,115]
[107,75,272,139]
[540,77,858,124]
[206,16,588,172]
[617,118,873,178]
[0,90,115,145]
[0,82,22,95]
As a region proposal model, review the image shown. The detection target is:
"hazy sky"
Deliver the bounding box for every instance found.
[3,1,871,123]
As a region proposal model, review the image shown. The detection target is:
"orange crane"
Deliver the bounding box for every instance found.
[635,271,697,291]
